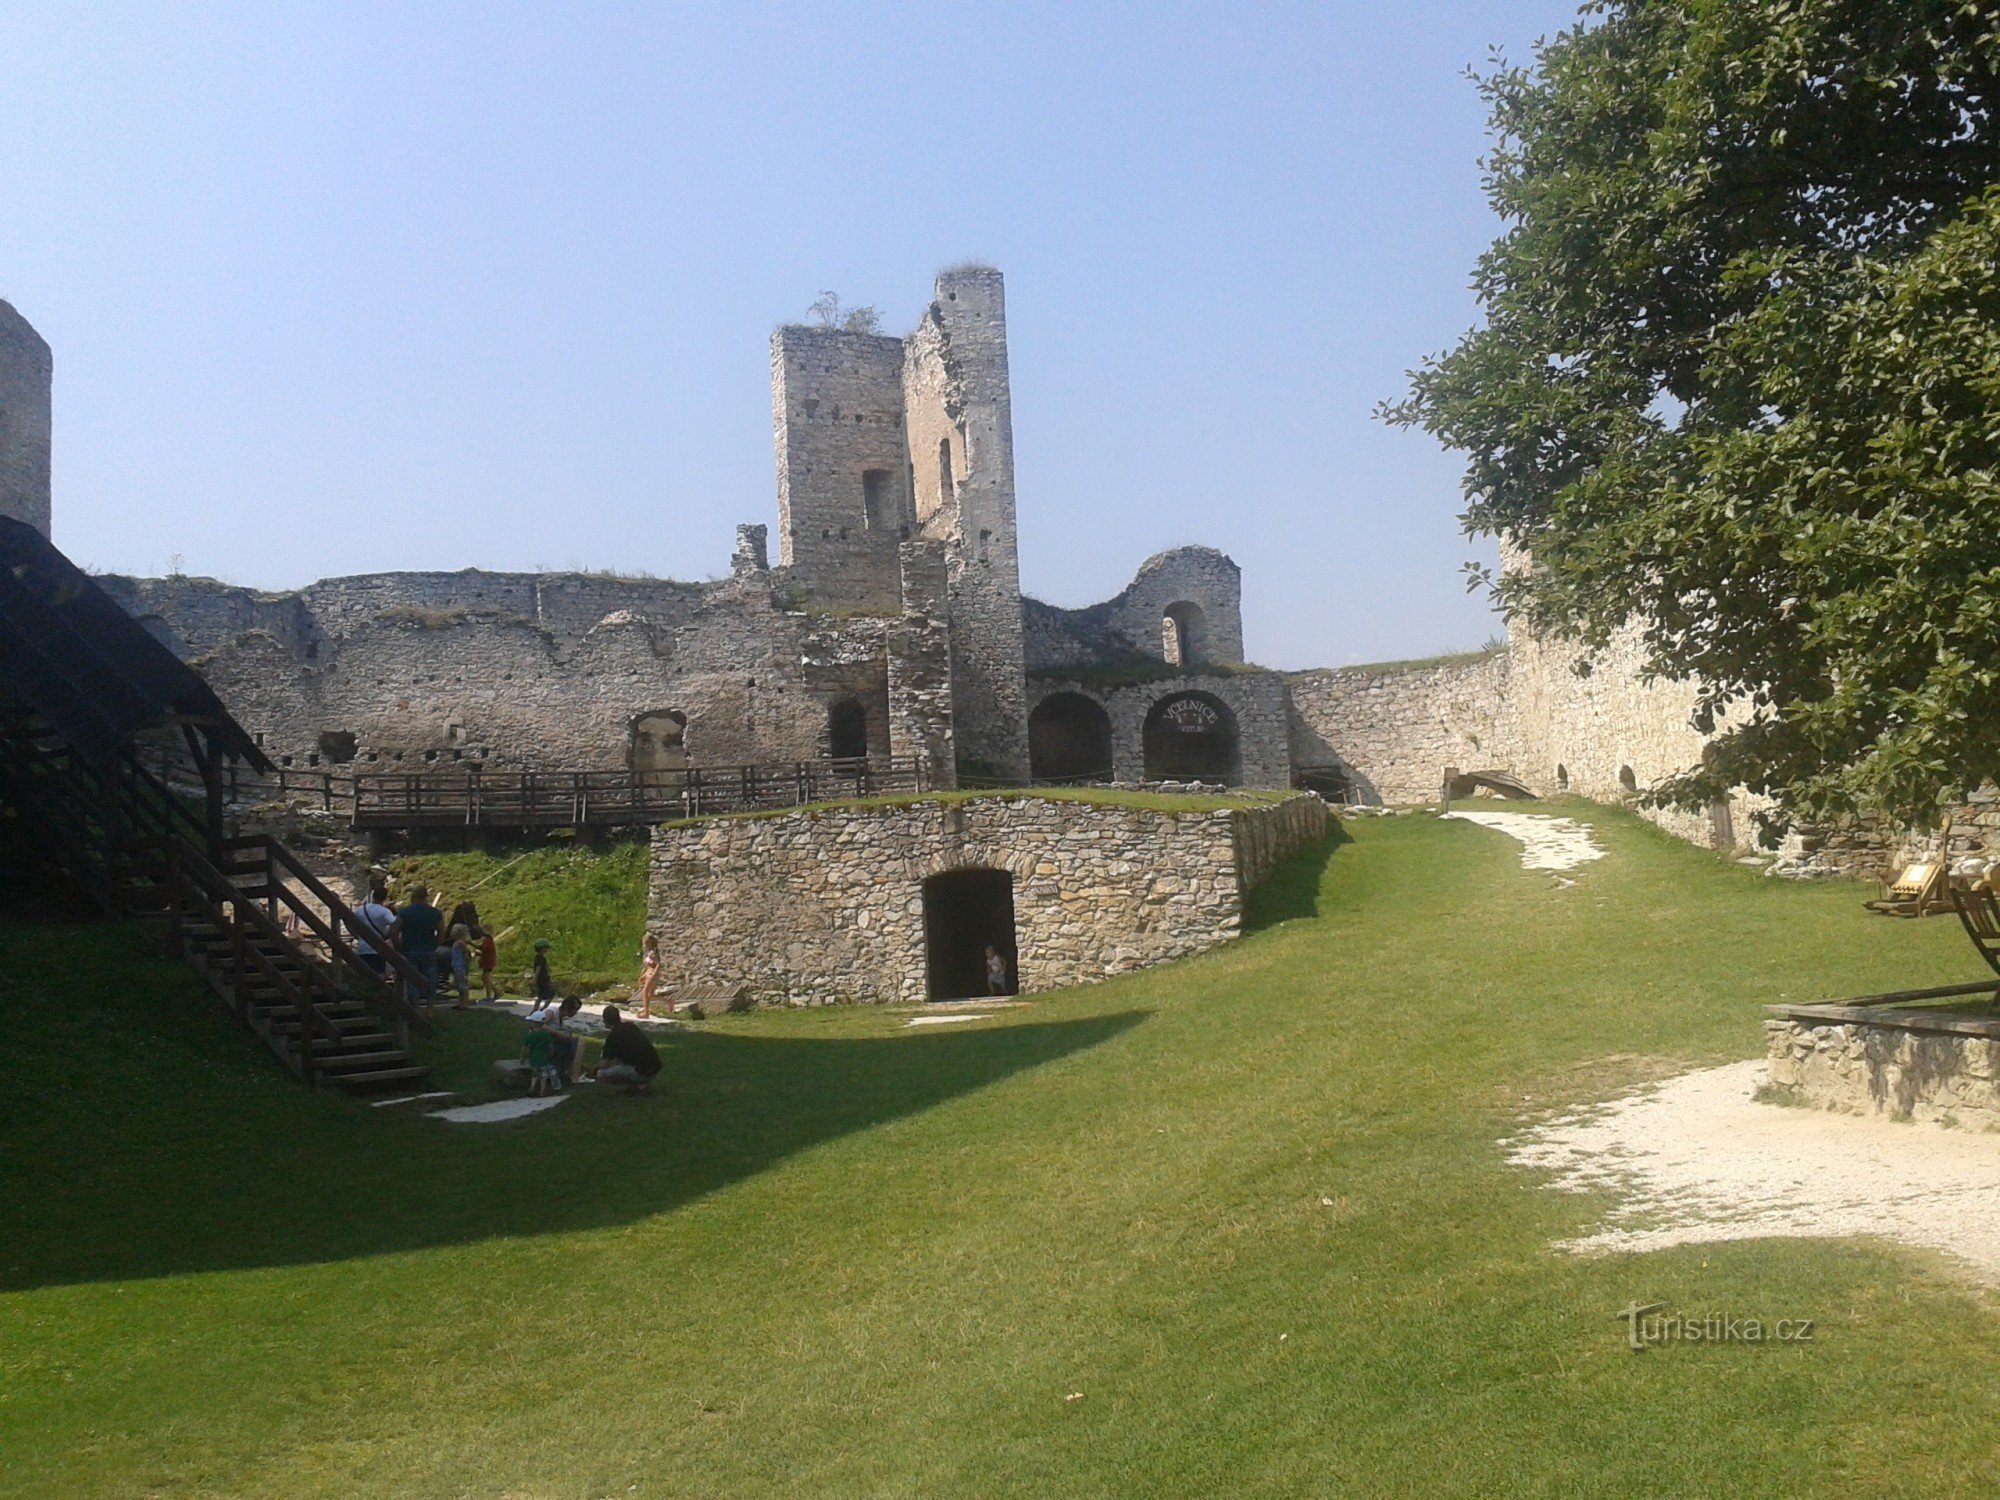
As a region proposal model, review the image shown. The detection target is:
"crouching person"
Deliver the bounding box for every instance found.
[594,1005,662,1094]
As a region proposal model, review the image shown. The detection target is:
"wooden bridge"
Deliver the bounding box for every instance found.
[226,756,932,830]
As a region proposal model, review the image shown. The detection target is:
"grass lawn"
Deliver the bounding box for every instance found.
[5,803,2000,1496]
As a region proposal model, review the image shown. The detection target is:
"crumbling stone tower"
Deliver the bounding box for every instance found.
[771,267,1031,779]
[0,300,53,539]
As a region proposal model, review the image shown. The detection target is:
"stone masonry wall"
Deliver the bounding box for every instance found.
[647,792,1327,1007]
[1766,1016,2000,1131]
[0,300,53,540]
[1023,546,1246,672]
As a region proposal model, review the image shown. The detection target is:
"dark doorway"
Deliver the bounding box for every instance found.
[1029,692,1114,782]
[923,868,1016,1000]
[1142,691,1240,782]
[828,698,869,761]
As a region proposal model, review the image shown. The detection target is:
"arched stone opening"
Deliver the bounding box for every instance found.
[1555,763,1569,792]
[1162,600,1208,667]
[317,730,359,765]
[923,867,1016,1000]
[827,698,869,761]
[1143,691,1240,783]
[1618,764,1638,793]
[1028,692,1113,783]
[630,710,688,780]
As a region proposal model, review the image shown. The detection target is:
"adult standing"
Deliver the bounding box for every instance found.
[351,884,397,977]
[390,883,444,1010]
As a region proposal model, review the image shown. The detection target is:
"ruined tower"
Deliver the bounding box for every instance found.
[0,300,53,539]
[902,267,1030,779]
[770,267,1031,780]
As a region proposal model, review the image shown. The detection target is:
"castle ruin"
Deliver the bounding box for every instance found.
[3,270,1829,867]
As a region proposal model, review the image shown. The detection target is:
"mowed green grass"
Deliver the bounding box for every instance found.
[5,804,2000,1497]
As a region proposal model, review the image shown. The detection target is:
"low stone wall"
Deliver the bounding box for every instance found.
[1765,1012,2000,1130]
[648,792,1327,1007]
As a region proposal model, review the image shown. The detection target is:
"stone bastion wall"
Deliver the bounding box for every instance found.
[1284,623,1769,857]
[1766,1013,2000,1131]
[647,792,1328,1007]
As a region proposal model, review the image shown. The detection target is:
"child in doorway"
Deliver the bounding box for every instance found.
[532,939,556,1005]
[522,1020,560,1096]
[477,925,499,1002]
[447,923,473,1009]
[984,945,1009,996]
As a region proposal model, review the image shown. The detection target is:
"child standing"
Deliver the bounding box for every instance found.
[477,925,499,1002]
[638,932,662,1018]
[447,923,473,1009]
[532,938,556,1004]
[984,945,1009,996]
[522,1021,560,1096]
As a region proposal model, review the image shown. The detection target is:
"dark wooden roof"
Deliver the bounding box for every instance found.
[0,517,270,769]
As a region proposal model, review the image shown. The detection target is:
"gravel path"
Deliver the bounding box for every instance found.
[1444,808,1607,871]
[1506,1060,2000,1281]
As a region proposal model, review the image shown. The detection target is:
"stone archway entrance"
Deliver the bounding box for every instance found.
[1029,692,1114,782]
[1143,691,1240,782]
[922,868,1016,1000]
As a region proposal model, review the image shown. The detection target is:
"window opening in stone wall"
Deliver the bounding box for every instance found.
[1162,601,1208,667]
[316,730,358,765]
[1029,693,1114,783]
[862,468,892,530]
[1618,764,1638,793]
[630,710,688,781]
[1142,691,1240,783]
[923,868,1016,1001]
[1555,763,1569,792]
[828,698,869,761]
[938,437,955,507]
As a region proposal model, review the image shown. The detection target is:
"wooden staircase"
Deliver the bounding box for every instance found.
[0,733,434,1092]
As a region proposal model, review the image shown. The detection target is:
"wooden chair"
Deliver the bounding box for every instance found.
[1864,816,1954,918]
[1952,885,2000,983]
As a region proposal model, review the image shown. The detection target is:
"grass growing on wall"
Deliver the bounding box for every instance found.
[7,806,2000,1496]
[387,836,649,993]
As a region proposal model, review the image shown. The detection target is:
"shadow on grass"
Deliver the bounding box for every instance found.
[0,923,1145,1291]
[1242,827,1348,932]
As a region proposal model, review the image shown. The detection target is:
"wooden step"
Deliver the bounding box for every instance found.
[330,1065,431,1093]
[313,1049,415,1072]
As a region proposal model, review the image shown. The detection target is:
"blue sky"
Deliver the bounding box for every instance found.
[1,1,1581,668]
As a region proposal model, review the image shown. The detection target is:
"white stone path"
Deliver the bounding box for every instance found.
[1444,808,1607,871]
[1507,1060,2000,1282]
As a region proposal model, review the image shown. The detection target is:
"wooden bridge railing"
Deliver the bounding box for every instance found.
[208,756,928,829]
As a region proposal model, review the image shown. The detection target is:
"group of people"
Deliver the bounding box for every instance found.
[520,999,662,1097]
[348,883,500,1010]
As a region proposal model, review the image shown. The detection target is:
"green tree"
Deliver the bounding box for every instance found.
[1389,1,2000,833]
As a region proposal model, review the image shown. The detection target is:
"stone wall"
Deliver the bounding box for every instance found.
[1285,625,1765,854]
[0,300,52,540]
[1023,547,1246,671]
[647,792,1327,1007]
[1766,1013,2000,1130]
[100,566,950,781]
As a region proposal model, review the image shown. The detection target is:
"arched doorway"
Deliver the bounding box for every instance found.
[1143,691,1240,782]
[629,710,688,780]
[923,868,1016,1000]
[1028,692,1113,782]
[1162,601,1207,667]
[828,698,869,761]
